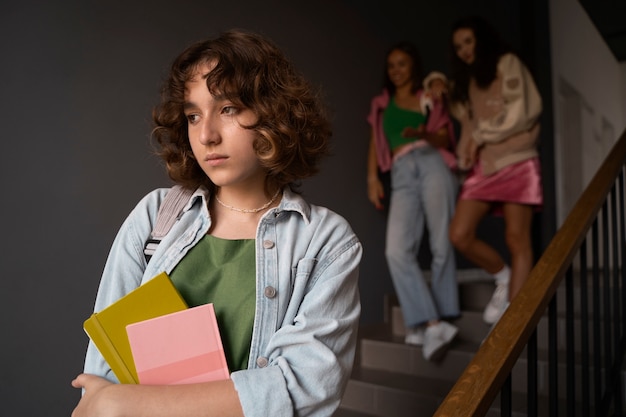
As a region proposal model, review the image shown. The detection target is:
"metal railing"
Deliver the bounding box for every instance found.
[434,129,626,416]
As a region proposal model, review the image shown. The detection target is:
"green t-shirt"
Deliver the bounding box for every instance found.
[169,234,256,372]
[383,97,426,151]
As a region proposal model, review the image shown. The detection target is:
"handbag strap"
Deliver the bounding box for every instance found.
[143,185,195,262]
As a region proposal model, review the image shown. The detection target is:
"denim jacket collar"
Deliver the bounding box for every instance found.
[185,185,312,225]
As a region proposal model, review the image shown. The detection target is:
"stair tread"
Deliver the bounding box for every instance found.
[349,367,455,397]
[342,362,582,417]
[333,408,379,417]
[358,318,620,365]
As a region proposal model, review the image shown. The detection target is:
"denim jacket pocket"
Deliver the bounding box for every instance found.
[286,258,318,316]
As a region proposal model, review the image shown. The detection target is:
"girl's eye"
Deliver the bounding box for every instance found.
[186,114,200,124]
[222,106,239,115]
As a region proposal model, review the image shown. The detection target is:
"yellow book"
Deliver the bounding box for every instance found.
[83,272,188,384]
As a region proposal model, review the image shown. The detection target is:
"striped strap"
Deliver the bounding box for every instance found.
[144,185,195,261]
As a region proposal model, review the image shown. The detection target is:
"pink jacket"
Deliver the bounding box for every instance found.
[367,88,456,173]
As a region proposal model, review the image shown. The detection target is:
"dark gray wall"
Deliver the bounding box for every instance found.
[0,1,552,415]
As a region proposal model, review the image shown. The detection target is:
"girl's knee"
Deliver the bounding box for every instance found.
[505,230,531,255]
[448,225,470,251]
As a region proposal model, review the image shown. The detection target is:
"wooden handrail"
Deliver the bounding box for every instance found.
[433,129,626,417]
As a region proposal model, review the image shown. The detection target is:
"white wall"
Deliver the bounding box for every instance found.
[549,0,626,224]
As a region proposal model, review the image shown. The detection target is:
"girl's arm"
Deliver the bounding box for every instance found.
[451,104,478,170]
[472,53,542,145]
[230,221,362,417]
[417,126,450,149]
[71,374,243,417]
[367,129,385,210]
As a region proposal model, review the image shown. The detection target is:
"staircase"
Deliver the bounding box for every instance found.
[334,268,625,417]
[334,269,492,416]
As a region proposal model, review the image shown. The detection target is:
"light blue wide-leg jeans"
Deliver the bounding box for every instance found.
[385,146,459,328]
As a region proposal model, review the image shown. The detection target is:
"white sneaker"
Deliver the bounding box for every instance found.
[483,279,509,324]
[481,301,511,346]
[405,327,425,345]
[422,321,458,361]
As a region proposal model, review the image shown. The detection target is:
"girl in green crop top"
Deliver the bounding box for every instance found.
[366,41,460,362]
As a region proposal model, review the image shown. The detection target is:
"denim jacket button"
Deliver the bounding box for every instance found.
[256,356,268,367]
[264,286,277,298]
[263,240,275,249]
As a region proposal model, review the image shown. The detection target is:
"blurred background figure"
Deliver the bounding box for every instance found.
[447,16,543,326]
[366,41,459,361]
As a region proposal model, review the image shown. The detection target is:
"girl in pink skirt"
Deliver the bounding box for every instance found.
[447,16,543,325]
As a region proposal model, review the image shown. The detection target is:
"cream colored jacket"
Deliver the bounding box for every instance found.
[452,53,542,175]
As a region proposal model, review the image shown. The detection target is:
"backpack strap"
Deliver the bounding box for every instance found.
[143,185,195,262]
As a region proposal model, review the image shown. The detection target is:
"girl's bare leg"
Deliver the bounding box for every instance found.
[449,199,510,324]
[449,199,505,274]
[501,203,534,300]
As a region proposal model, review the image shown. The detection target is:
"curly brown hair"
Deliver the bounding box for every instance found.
[152,29,332,192]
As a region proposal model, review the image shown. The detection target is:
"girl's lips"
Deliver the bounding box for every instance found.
[205,154,228,166]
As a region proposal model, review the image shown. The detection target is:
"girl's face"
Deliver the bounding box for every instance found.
[185,62,266,191]
[453,28,476,65]
[387,49,414,89]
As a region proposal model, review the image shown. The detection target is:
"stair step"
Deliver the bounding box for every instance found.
[340,365,555,417]
[360,336,478,382]
[391,308,490,344]
[391,304,621,354]
[342,351,590,416]
[339,368,453,417]
[360,323,626,390]
[333,407,379,417]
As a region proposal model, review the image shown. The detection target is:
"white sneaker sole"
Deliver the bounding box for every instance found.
[423,324,458,361]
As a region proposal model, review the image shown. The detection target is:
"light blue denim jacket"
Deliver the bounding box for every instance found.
[83,186,362,417]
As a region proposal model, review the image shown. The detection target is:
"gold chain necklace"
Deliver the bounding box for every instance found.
[214,189,281,213]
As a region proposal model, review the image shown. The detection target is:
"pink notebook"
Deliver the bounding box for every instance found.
[126,303,229,385]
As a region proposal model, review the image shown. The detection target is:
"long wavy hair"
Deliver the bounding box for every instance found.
[382,41,423,95]
[449,16,512,104]
[152,29,332,193]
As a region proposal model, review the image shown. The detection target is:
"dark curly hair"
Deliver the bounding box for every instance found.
[382,41,423,95]
[152,29,332,193]
[449,16,512,105]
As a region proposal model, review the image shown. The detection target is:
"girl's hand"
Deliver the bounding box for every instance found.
[367,177,385,210]
[429,80,447,98]
[467,138,480,165]
[71,374,116,417]
[458,138,479,170]
[401,125,425,138]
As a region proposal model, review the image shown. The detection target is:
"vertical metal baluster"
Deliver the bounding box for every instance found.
[549,294,558,416]
[580,241,590,416]
[527,329,538,417]
[592,220,602,411]
[610,184,623,416]
[566,266,575,415]
[602,204,612,413]
[619,169,626,348]
[501,374,512,417]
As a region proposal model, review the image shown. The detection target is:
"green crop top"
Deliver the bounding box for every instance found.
[383,97,426,151]
[169,234,256,372]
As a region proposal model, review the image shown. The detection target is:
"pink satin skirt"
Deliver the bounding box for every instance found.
[459,157,543,211]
